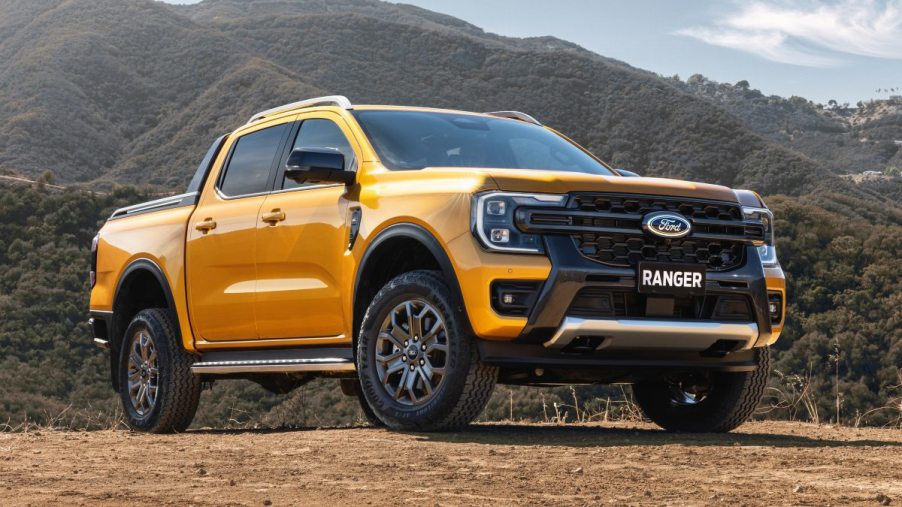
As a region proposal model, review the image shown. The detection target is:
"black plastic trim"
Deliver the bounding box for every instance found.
[113,259,179,321]
[186,134,229,194]
[89,311,111,342]
[354,223,465,316]
[348,207,362,249]
[478,341,757,373]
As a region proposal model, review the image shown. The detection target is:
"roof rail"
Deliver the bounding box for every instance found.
[248,95,352,123]
[485,110,542,126]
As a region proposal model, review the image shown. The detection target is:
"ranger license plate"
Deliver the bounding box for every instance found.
[637,262,706,296]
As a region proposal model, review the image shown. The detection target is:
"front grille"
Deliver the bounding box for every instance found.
[517,193,761,272]
[575,233,745,270]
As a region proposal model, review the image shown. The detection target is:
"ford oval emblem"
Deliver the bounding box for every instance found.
[642,211,691,239]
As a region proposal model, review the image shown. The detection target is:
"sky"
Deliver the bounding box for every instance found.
[162,0,902,104]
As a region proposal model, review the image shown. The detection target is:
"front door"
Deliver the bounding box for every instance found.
[186,119,293,342]
[253,114,359,340]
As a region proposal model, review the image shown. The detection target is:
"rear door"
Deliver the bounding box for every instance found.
[253,113,359,340]
[186,117,294,342]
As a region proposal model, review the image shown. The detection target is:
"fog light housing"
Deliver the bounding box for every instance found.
[767,291,783,324]
[491,281,542,317]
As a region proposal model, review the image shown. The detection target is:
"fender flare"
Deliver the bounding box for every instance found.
[353,223,467,332]
[113,258,178,319]
[109,258,179,389]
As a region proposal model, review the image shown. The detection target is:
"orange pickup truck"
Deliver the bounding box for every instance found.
[89,96,785,433]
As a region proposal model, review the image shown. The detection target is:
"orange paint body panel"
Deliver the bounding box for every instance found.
[89,205,196,351]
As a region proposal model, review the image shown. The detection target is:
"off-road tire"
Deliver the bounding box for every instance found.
[118,308,201,433]
[357,270,497,431]
[633,346,770,433]
[356,389,385,427]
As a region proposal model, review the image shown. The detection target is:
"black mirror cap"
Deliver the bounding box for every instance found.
[285,148,354,185]
[615,168,641,177]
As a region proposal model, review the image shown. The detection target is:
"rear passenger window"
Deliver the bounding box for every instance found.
[283,119,355,189]
[219,124,289,197]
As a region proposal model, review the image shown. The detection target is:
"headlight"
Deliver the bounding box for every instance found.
[472,192,566,253]
[742,206,778,267]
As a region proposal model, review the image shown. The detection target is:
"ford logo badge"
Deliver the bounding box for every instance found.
[642,211,691,239]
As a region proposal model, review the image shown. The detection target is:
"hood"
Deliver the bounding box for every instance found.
[469,168,739,202]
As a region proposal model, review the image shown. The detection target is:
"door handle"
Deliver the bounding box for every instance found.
[195,218,217,233]
[261,209,286,225]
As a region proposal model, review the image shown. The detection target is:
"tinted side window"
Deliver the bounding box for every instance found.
[220,124,289,196]
[283,119,355,189]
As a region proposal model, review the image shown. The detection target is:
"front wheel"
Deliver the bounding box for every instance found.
[118,308,201,433]
[356,270,497,431]
[633,346,770,433]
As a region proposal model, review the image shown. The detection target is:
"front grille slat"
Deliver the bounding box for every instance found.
[519,193,752,272]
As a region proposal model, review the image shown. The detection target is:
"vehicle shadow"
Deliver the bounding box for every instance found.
[408,424,902,449]
[187,423,901,449]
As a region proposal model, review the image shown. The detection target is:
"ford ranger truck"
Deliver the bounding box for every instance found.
[88,96,785,433]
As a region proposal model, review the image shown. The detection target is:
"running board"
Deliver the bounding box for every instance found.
[190,347,355,375]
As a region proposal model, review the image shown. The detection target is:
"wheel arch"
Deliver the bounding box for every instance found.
[352,223,467,346]
[109,258,179,390]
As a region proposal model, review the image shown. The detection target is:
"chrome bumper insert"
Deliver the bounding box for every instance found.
[545,318,759,351]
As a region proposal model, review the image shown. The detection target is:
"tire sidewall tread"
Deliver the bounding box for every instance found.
[633,347,771,433]
[118,308,201,433]
[356,270,497,431]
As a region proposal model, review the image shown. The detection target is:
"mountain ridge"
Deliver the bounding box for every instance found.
[0,0,860,199]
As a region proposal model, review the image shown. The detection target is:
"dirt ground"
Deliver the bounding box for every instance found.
[1,421,900,506]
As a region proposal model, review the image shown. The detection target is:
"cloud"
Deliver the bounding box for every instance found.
[677,0,902,67]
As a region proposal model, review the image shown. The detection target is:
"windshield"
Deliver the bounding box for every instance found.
[353,110,614,175]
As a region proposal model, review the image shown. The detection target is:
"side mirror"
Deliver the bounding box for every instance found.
[285,148,354,185]
[616,168,640,177]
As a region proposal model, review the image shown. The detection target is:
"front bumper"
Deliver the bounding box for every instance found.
[478,235,783,376]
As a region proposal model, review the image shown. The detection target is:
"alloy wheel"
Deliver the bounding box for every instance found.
[374,299,449,406]
[126,330,159,416]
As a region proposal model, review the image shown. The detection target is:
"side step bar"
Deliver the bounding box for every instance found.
[191,347,355,375]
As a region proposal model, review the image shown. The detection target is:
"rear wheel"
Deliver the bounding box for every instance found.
[633,346,770,433]
[356,270,497,431]
[118,308,201,433]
